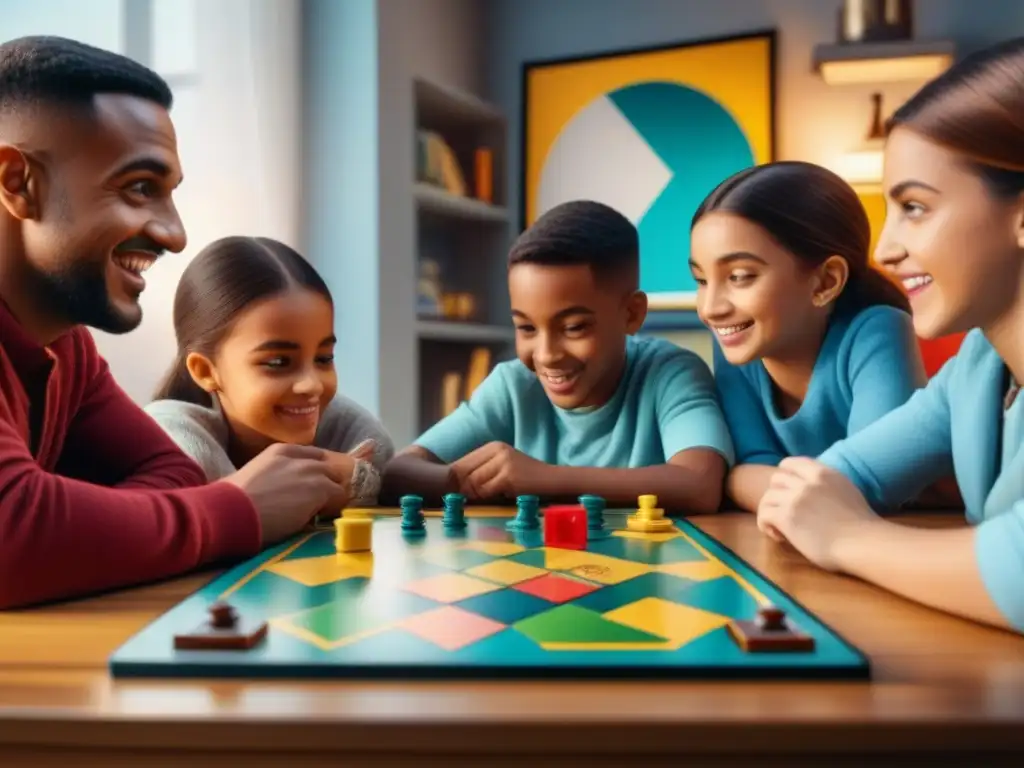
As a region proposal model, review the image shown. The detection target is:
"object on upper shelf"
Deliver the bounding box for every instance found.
[416,129,467,197]
[838,0,912,43]
[474,147,493,203]
[814,0,953,85]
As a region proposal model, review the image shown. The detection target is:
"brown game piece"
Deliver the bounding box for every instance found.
[727,604,815,653]
[173,600,268,651]
[209,601,237,628]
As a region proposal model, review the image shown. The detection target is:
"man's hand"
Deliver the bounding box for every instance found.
[450,441,547,500]
[223,443,347,545]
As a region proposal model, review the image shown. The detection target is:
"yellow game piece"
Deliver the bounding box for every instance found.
[335,517,372,552]
[627,494,673,532]
[638,494,658,509]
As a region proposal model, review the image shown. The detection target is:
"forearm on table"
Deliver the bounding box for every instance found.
[532,463,724,514]
[725,464,775,513]
[834,519,1009,630]
[379,451,457,505]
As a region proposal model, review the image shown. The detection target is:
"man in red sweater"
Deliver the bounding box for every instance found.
[0,37,346,608]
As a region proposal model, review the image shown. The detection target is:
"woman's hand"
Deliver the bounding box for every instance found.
[757,457,881,571]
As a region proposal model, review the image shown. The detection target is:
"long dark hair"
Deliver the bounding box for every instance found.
[153,236,332,406]
[886,37,1024,198]
[691,161,910,313]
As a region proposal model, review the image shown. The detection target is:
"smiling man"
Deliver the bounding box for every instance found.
[383,200,735,512]
[0,36,347,608]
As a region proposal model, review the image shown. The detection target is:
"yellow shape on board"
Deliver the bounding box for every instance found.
[267,552,375,587]
[538,548,652,585]
[603,597,731,648]
[465,559,548,585]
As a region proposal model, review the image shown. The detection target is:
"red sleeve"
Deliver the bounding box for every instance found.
[55,333,212,490]
[0,333,262,609]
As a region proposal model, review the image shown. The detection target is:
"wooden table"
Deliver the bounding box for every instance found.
[1,511,1022,766]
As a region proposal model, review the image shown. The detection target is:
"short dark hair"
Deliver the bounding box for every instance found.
[0,35,172,118]
[509,200,639,286]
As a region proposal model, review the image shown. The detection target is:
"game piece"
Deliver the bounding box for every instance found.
[727,604,815,652]
[442,493,467,529]
[173,600,268,651]
[506,494,540,531]
[400,494,426,535]
[626,494,674,533]
[543,504,587,549]
[578,494,609,538]
[111,505,868,680]
[335,516,372,552]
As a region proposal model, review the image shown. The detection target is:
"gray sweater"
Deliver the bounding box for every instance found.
[143,395,394,504]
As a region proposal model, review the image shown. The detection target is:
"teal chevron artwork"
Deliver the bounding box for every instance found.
[523,32,775,309]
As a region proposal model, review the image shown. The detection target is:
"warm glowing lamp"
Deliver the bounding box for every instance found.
[835,92,885,192]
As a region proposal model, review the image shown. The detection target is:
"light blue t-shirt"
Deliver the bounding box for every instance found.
[819,328,1024,632]
[415,335,735,469]
[713,303,927,465]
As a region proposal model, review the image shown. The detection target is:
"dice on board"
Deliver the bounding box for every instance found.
[543,505,587,550]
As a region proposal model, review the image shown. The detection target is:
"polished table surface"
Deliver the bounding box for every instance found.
[1,511,1023,766]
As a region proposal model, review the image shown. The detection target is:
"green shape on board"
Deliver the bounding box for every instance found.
[513,604,667,644]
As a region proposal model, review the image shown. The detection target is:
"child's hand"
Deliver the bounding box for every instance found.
[320,447,382,512]
[450,441,545,500]
[348,439,378,464]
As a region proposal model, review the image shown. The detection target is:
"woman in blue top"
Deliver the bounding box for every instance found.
[689,161,927,513]
[758,38,1024,634]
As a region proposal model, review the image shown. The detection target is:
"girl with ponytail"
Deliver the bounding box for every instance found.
[688,160,927,513]
[146,236,394,505]
[757,38,1024,634]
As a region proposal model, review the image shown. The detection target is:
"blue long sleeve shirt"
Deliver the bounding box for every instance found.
[819,328,1024,632]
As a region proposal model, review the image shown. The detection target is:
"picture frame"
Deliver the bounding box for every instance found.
[520,30,777,313]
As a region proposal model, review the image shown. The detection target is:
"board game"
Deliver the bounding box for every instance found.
[109,503,870,680]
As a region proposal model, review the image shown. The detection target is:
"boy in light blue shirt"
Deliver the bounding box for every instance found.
[383,200,734,513]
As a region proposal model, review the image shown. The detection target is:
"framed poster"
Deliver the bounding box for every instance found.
[521,30,776,311]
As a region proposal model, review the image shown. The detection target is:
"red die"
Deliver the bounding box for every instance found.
[543,505,587,550]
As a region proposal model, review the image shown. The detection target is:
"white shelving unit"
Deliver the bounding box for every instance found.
[413,77,514,433]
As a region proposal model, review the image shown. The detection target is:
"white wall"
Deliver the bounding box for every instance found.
[0,0,123,52]
[0,0,303,404]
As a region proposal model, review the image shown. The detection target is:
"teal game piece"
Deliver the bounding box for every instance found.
[442,493,467,530]
[400,494,425,535]
[579,494,610,539]
[108,506,870,680]
[507,495,540,531]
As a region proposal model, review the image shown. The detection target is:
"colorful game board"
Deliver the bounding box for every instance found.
[109,507,870,679]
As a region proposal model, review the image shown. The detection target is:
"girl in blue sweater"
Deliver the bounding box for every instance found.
[689,161,926,512]
[758,38,1024,633]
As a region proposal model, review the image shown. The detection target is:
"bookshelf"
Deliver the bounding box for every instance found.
[413,77,514,433]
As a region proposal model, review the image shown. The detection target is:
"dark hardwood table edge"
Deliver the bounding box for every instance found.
[0,717,1023,754]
